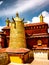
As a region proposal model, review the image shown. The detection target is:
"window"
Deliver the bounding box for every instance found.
[37,26,38,29]
[37,40,42,46]
[34,26,35,29]
[31,26,33,29]
[42,25,44,28]
[39,26,41,29]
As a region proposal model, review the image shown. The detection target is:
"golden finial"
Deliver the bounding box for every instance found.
[12,17,16,29]
[6,18,10,26]
[14,12,24,22]
[12,17,15,22]
[40,14,44,23]
[16,12,19,17]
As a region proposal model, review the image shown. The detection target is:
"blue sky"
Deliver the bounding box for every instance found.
[0,0,49,26]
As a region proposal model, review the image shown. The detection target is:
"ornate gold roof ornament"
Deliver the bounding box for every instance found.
[16,12,24,21]
[12,17,15,22]
[16,12,19,17]
[40,14,44,23]
[6,18,10,26]
[14,12,23,22]
[12,17,16,29]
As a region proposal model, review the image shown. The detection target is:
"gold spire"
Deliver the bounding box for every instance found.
[40,14,44,23]
[14,12,22,21]
[6,18,10,26]
[16,12,19,17]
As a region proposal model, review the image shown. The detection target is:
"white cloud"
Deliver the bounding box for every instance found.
[0,26,4,31]
[0,1,3,5]
[42,11,49,17]
[44,17,49,25]
[0,0,48,16]
[39,11,49,17]
[32,17,40,23]
[27,21,31,24]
